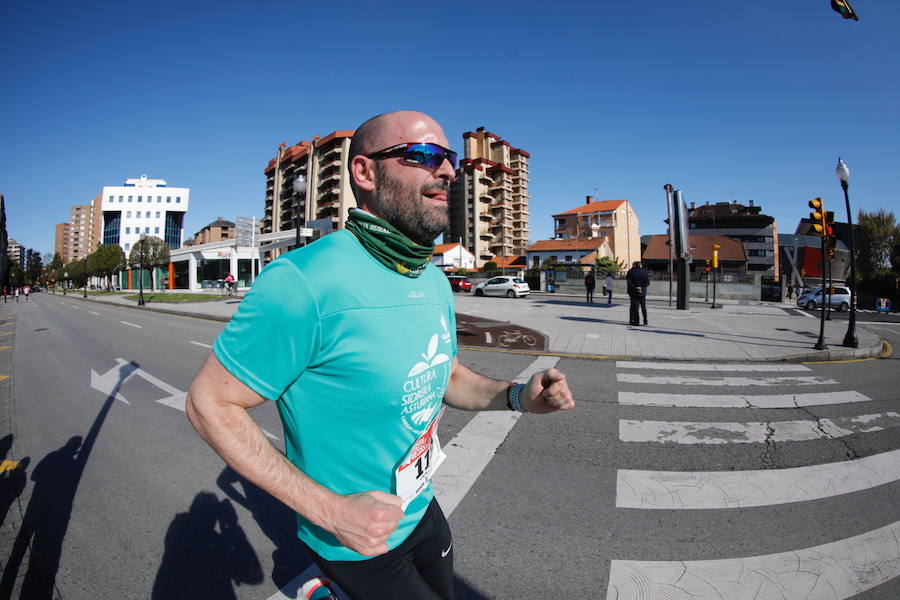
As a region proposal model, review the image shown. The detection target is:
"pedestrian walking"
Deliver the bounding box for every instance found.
[584,272,596,303]
[787,284,794,299]
[14,288,19,303]
[605,273,614,304]
[626,261,649,326]
[185,110,575,600]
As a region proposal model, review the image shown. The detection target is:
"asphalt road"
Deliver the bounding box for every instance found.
[3,293,899,599]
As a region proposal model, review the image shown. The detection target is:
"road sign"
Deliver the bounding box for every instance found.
[875,298,892,313]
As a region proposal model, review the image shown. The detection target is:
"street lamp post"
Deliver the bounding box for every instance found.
[293,174,306,249]
[138,234,146,306]
[63,271,68,295]
[83,256,88,298]
[837,158,858,347]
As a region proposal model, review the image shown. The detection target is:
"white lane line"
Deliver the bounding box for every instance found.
[606,519,900,600]
[89,311,100,315]
[616,447,900,509]
[618,373,837,386]
[189,341,213,349]
[433,355,560,518]
[120,321,142,328]
[620,412,900,444]
[616,361,811,372]
[618,390,871,408]
[796,309,816,318]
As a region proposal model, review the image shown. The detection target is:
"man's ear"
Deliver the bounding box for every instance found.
[351,155,376,192]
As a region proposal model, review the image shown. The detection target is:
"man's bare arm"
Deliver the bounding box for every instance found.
[442,358,575,414]
[185,353,404,556]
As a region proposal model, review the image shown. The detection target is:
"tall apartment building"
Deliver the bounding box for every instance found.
[262,130,355,256]
[54,196,103,263]
[186,217,235,246]
[447,128,531,268]
[7,239,25,270]
[100,175,190,254]
[552,197,640,266]
[687,200,778,275]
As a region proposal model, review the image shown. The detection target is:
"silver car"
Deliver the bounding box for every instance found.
[797,286,852,312]
[474,276,530,298]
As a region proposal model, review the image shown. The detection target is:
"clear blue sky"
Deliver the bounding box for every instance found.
[3,1,898,258]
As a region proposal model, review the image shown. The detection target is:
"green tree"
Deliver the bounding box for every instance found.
[482,261,499,275]
[88,244,125,290]
[856,209,898,276]
[129,236,170,289]
[25,249,43,285]
[595,256,624,275]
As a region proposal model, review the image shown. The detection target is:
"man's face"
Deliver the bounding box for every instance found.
[368,117,456,245]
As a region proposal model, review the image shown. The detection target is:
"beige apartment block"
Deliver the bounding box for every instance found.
[448,128,531,268]
[186,217,235,246]
[263,130,355,257]
[552,196,640,266]
[55,195,103,263]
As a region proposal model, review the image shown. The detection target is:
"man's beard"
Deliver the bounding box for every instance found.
[371,168,449,246]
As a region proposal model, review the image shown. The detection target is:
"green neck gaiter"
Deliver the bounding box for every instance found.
[345,209,434,278]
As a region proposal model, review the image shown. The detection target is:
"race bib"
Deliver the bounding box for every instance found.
[395,408,447,510]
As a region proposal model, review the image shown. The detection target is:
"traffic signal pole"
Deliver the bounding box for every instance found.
[814,234,828,350]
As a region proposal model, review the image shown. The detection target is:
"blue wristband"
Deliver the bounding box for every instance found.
[506,383,527,413]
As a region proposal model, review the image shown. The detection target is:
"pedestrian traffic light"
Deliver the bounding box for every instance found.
[705,259,711,273]
[825,211,835,237]
[712,244,720,269]
[831,0,859,20]
[808,198,827,236]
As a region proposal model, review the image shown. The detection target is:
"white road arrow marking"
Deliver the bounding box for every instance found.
[90,358,280,440]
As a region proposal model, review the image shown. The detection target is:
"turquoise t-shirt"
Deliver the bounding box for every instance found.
[213,230,457,561]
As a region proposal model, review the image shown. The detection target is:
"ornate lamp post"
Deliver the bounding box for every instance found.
[138,233,146,306]
[293,174,306,249]
[836,158,858,347]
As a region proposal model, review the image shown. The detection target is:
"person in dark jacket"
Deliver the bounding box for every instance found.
[625,261,650,326]
[584,272,596,303]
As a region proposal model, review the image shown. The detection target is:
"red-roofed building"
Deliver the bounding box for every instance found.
[447,127,530,268]
[262,130,355,258]
[431,242,476,271]
[551,196,640,266]
[525,237,614,270]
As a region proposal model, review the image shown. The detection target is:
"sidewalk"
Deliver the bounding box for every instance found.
[53,290,885,362]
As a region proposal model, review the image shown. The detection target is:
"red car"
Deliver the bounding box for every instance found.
[446,275,473,293]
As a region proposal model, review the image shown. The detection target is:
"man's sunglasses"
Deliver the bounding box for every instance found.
[365,143,457,171]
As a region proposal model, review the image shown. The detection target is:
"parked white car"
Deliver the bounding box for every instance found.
[474,276,530,298]
[797,286,852,312]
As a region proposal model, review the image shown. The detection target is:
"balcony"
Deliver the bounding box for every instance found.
[479,212,493,221]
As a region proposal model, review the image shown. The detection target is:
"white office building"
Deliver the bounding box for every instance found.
[101,175,190,253]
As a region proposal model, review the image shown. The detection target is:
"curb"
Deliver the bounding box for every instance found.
[46,293,233,323]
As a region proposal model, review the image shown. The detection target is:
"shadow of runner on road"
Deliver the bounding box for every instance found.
[0,361,136,599]
[152,491,262,600]
[0,434,30,530]
[217,467,313,589]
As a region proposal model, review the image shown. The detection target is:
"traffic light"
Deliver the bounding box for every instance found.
[826,236,836,262]
[712,244,720,269]
[705,259,711,273]
[825,211,835,238]
[808,198,827,236]
[831,0,859,21]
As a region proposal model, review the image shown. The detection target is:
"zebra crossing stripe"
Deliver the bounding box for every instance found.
[432,355,560,518]
[618,373,837,386]
[616,361,811,372]
[620,412,900,444]
[618,390,870,408]
[616,447,900,510]
[606,519,900,600]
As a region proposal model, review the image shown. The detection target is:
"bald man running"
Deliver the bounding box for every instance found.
[186,111,574,599]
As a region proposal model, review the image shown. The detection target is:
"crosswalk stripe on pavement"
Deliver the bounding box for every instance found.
[615,361,812,372]
[617,373,837,386]
[618,389,870,408]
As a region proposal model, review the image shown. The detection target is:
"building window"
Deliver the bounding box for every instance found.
[126,211,131,218]
[565,256,572,263]
[128,196,133,202]
[125,227,130,234]
[155,211,160,218]
[155,227,160,234]
[145,227,150,234]
[119,196,124,202]
[138,196,142,202]
[176,197,181,203]
[125,243,130,251]
[157,196,162,203]
[166,196,171,203]
[146,211,151,218]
